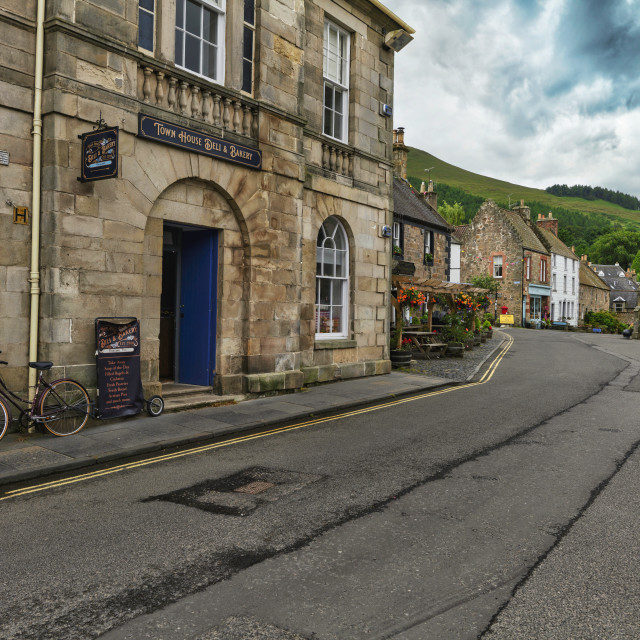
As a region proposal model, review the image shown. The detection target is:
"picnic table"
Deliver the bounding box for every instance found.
[403,330,448,359]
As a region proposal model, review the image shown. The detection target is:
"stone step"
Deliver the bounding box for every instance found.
[162,392,246,412]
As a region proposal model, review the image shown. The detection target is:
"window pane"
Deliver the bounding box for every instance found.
[139,10,154,50]
[202,43,217,78]
[186,0,201,35]
[176,0,184,28]
[333,112,342,140]
[242,59,253,93]
[335,250,346,277]
[319,280,331,305]
[334,88,343,114]
[331,304,343,333]
[318,306,331,333]
[185,34,200,72]
[323,249,335,276]
[203,8,217,42]
[244,0,255,25]
[243,27,253,59]
[175,31,183,66]
[140,0,154,10]
[332,279,343,305]
[324,84,334,110]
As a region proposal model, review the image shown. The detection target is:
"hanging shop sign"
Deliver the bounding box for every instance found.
[78,127,119,182]
[137,113,262,170]
[95,318,144,419]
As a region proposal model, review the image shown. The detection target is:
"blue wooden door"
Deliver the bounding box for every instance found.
[178,229,217,385]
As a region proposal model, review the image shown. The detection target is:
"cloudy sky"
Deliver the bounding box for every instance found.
[383,0,640,197]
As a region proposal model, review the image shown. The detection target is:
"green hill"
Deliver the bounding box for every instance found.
[406,146,640,229]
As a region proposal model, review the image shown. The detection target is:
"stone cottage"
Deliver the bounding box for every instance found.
[460,200,551,327]
[588,263,639,325]
[577,256,610,322]
[0,0,414,402]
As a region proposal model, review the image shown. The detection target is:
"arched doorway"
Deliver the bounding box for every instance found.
[160,223,218,386]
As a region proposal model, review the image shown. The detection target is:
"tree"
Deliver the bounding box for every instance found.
[588,230,640,269]
[439,200,466,226]
[631,250,640,280]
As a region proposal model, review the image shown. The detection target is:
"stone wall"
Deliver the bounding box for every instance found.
[0,0,398,397]
[402,224,449,282]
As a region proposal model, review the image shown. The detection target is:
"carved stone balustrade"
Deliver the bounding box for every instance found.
[321,142,354,178]
[138,63,258,139]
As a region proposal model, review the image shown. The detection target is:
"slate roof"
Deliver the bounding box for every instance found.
[579,262,609,291]
[451,225,470,243]
[392,178,451,232]
[535,226,577,260]
[590,264,639,292]
[503,210,548,254]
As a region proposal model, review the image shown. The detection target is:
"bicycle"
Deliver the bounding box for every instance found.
[0,351,91,440]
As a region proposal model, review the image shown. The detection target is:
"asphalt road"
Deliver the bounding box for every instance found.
[1,329,638,639]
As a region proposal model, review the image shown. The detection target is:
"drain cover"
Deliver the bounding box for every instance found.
[144,466,322,516]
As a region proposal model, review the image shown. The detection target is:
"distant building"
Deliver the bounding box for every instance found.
[534,213,579,326]
[578,258,611,322]
[460,200,551,327]
[589,263,639,324]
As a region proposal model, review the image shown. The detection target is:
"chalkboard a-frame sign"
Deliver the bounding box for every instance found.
[78,127,119,182]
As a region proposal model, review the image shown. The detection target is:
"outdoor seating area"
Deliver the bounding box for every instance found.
[402,330,448,359]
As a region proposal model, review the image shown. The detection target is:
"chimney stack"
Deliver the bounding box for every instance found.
[536,211,559,236]
[424,179,437,210]
[512,199,531,222]
[392,127,408,180]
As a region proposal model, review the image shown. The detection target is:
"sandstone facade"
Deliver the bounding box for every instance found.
[0,0,412,397]
[460,201,551,327]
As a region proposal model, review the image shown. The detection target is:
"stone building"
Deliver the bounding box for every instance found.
[460,200,551,327]
[588,263,639,325]
[578,257,610,322]
[534,213,579,326]
[390,128,452,284]
[0,0,414,401]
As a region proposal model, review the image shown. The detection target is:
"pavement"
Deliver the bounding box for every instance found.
[0,370,460,488]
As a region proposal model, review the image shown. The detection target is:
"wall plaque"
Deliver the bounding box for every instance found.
[79,127,119,182]
[137,113,262,170]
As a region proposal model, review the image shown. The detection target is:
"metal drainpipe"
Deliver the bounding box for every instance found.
[28,0,46,400]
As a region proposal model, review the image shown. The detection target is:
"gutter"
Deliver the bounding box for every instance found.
[28,0,45,399]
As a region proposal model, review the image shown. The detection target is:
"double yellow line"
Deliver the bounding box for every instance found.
[1,334,513,502]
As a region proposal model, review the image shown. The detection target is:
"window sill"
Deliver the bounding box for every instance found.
[314,339,357,350]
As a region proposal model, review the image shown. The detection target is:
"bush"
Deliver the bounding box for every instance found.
[584,311,629,333]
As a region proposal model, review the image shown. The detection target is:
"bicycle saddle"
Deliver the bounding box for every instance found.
[29,362,53,370]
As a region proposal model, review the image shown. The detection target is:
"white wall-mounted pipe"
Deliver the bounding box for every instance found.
[28,0,46,399]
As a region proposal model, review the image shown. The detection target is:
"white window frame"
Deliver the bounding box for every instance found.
[563,274,567,293]
[241,0,255,94]
[493,255,503,279]
[175,0,226,84]
[323,21,350,142]
[525,255,531,280]
[540,258,547,282]
[315,217,349,339]
[139,0,155,52]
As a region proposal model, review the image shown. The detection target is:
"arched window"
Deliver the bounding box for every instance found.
[316,217,349,338]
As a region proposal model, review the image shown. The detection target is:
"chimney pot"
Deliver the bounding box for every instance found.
[420,181,426,193]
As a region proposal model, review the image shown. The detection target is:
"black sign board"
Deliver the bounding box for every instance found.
[392,259,416,276]
[95,318,144,419]
[79,127,119,182]
[138,113,262,170]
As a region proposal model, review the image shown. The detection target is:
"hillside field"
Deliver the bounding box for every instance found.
[406,147,640,230]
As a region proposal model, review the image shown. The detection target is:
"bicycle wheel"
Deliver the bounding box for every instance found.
[38,380,90,436]
[146,395,164,417]
[0,394,11,441]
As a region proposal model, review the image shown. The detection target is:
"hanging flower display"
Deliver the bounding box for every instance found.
[397,286,426,308]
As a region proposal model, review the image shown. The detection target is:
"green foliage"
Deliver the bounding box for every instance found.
[482,319,493,330]
[588,230,640,269]
[440,314,468,343]
[546,184,640,211]
[631,250,640,280]
[584,311,629,333]
[438,200,466,226]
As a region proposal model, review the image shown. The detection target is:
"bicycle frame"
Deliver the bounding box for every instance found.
[0,367,74,426]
